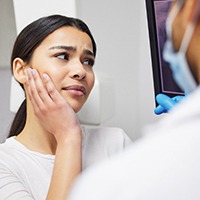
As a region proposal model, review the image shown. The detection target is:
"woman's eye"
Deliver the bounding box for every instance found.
[83,59,95,67]
[56,53,69,60]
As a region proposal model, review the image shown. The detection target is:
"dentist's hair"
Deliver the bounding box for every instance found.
[9,14,97,137]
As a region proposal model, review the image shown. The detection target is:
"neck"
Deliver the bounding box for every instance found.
[16,105,57,155]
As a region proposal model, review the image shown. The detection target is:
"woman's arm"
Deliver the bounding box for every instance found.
[26,68,82,199]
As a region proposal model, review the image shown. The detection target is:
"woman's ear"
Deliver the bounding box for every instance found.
[13,58,27,84]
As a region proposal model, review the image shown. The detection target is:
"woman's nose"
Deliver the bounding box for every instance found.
[73,72,86,80]
[70,61,86,80]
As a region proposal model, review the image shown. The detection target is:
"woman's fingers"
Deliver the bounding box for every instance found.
[26,68,44,109]
[26,68,65,106]
[26,68,55,113]
[42,73,65,104]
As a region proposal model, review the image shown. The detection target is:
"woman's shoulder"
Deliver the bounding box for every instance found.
[0,136,54,166]
[82,126,132,146]
[81,126,132,169]
[0,136,29,155]
[83,126,125,134]
[0,137,21,170]
[82,126,124,138]
[0,137,25,161]
[0,137,17,153]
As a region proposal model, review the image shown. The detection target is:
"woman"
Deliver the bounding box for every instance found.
[0,15,131,199]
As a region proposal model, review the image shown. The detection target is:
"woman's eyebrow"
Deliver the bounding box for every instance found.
[49,45,76,51]
[83,49,94,57]
[49,45,94,57]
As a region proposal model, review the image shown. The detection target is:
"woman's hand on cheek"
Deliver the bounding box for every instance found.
[26,68,81,144]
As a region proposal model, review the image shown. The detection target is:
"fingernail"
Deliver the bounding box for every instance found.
[26,75,29,82]
[32,69,36,75]
[43,73,48,80]
[27,68,32,75]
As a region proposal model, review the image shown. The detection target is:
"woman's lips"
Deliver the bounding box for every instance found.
[62,85,86,96]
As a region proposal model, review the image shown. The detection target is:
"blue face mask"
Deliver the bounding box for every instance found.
[163,2,198,94]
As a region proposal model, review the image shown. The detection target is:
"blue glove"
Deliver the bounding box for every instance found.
[154,93,185,115]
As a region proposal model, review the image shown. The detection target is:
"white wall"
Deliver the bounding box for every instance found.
[0,0,16,68]
[13,0,76,34]
[76,0,161,140]
[0,0,16,142]
[0,69,14,142]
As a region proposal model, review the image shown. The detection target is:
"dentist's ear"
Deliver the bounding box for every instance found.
[12,58,27,84]
[183,0,196,22]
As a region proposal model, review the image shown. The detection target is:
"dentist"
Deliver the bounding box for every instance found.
[68,0,200,199]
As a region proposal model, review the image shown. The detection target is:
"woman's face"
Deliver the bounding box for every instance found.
[27,26,95,112]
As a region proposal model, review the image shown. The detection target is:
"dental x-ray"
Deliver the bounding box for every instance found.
[145,0,184,103]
